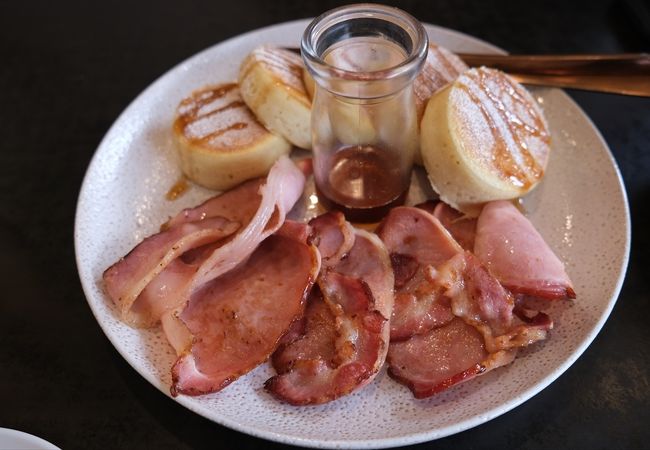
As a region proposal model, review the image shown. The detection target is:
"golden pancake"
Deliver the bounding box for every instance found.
[239,46,312,149]
[421,67,551,216]
[173,83,291,190]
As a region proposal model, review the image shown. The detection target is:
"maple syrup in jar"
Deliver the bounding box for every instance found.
[302,4,428,222]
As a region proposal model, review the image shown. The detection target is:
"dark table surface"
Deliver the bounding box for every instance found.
[2,0,649,449]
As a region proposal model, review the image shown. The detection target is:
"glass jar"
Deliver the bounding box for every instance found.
[301,3,428,222]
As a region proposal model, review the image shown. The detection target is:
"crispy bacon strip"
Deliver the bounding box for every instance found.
[266,228,394,405]
[379,207,554,398]
[377,207,461,340]
[308,211,355,267]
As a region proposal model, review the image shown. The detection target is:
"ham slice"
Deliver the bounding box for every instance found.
[170,226,320,396]
[377,207,461,340]
[164,178,263,229]
[266,228,394,405]
[474,200,575,300]
[378,206,462,267]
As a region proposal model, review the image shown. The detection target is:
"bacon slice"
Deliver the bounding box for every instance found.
[415,201,477,251]
[266,228,394,405]
[379,207,553,398]
[170,228,320,396]
[387,251,551,398]
[183,155,305,291]
[103,156,305,328]
[158,155,304,341]
[474,200,576,300]
[436,251,552,351]
[377,207,461,340]
[390,265,454,341]
[164,178,263,229]
[388,318,516,398]
[103,217,239,327]
[308,211,355,267]
[431,202,477,251]
[271,289,337,374]
[163,156,305,316]
[378,206,462,267]
[439,252,514,336]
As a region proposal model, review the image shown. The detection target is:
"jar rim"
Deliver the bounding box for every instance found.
[301,3,428,83]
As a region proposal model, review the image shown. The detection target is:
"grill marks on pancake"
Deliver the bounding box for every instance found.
[177,83,238,116]
[173,83,266,150]
[197,122,248,144]
[457,68,550,189]
[195,100,246,122]
[240,46,306,96]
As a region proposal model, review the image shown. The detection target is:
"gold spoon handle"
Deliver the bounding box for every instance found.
[286,47,650,96]
[457,53,650,96]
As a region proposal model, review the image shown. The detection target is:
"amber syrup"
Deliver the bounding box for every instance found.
[314,145,409,223]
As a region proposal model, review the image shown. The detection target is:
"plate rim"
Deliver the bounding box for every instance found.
[74,18,631,449]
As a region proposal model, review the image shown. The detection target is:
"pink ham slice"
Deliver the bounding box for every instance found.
[170,226,320,396]
[377,207,461,340]
[414,200,477,251]
[378,206,462,267]
[474,200,576,300]
[266,228,394,405]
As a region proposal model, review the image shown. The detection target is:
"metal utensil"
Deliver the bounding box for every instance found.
[457,53,650,96]
[286,47,650,96]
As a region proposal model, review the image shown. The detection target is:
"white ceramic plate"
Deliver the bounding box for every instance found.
[74,20,630,449]
[0,428,60,450]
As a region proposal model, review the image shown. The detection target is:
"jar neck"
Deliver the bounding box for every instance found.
[301,3,428,99]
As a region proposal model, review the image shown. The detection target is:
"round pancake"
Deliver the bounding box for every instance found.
[239,46,312,149]
[173,83,291,190]
[420,67,551,216]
